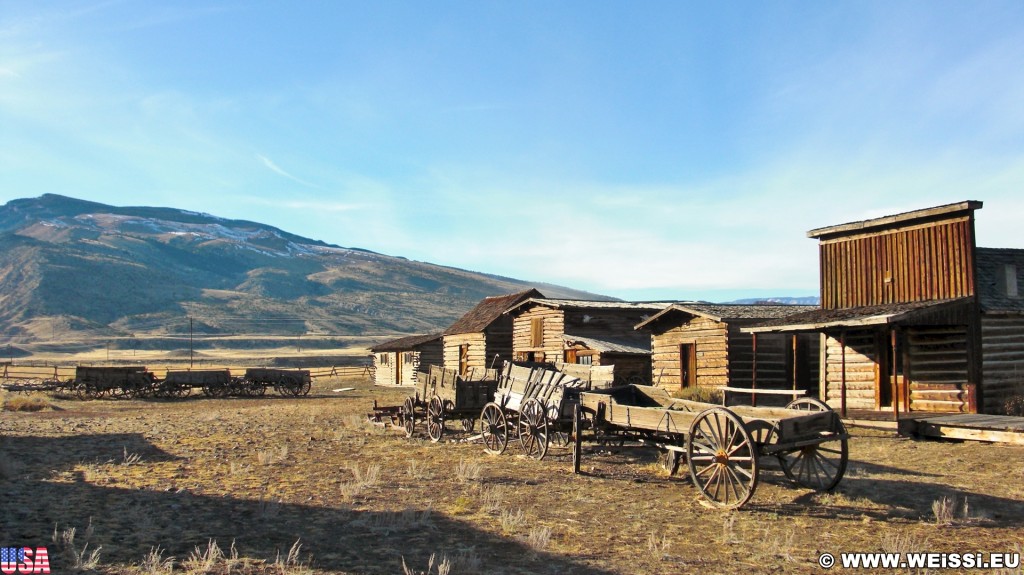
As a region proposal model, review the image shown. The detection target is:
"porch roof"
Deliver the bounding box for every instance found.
[741,297,974,334]
[370,333,442,352]
[562,334,650,355]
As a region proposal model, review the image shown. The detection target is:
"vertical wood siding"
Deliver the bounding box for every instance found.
[819,218,975,309]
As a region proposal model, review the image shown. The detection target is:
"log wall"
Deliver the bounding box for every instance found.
[512,307,566,361]
[905,326,971,413]
[823,331,878,411]
[819,217,975,309]
[651,316,729,389]
[443,333,486,373]
[981,315,1024,414]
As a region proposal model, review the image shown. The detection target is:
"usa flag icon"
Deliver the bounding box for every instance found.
[0,547,50,574]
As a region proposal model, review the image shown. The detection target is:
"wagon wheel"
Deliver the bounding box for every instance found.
[518,398,550,460]
[426,396,445,443]
[461,417,476,433]
[176,383,193,398]
[785,397,831,412]
[75,382,91,400]
[686,407,759,509]
[402,396,417,438]
[300,380,312,396]
[545,402,571,447]
[572,403,583,474]
[661,434,685,476]
[480,402,508,455]
[777,398,848,492]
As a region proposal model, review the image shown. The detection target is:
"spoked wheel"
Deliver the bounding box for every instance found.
[785,397,832,412]
[461,418,476,433]
[572,403,583,474]
[480,402,508,455]
[426,396,445,443]
[402,397,417,438]
[778,398,848,491]
[545,403,570,447]
[518,398,550,460]
[687,407,759,509]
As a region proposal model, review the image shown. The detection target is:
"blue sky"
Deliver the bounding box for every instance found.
[2,1,1024,302]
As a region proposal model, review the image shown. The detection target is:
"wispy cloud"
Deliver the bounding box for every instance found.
[255,154,322,190]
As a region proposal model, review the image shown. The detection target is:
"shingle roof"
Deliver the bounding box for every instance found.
[371,333,443,352]
[635,303,819,330]
[741,298,973,333]
[505,298,672,315]
[976,247,1024,313]
[443,289,544,335]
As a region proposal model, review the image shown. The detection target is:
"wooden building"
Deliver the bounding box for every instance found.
[505,298,670,383]
[746,201,1024,416]
[635,303,819,398]
[370,333,443,386]
[442,289,543,376]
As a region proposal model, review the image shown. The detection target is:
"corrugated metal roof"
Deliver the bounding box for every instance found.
[443,289,543,335]
[636,303,819,330]
[976,247,1024,313]
[371,333,443,352]
[506,298,672,315]
[562,334,650,355]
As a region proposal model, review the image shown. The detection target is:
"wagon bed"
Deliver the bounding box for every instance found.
[577,384,849,509]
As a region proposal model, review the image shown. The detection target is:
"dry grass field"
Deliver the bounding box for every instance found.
[2,375,1023,574]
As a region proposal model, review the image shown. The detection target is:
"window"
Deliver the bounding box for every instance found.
[577,354,593,366]
[404,352,414,364]
[380,353,389,366]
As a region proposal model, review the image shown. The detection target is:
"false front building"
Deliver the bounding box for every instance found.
[745,201,1024,416]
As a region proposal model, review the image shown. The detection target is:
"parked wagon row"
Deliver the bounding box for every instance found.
[1,366,315,400]
[372,363,850,510]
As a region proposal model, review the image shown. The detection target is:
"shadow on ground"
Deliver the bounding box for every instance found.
[1,433,618,574]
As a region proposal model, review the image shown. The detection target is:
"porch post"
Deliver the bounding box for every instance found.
[840,330,847,418]
[751,333,758,407]
[891,327,900,422]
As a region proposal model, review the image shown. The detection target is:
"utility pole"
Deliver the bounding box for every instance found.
[189,316,194,369]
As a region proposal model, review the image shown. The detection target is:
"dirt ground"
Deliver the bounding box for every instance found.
[2,376,1022,574]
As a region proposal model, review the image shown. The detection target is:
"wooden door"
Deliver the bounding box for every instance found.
[459,344,470,377]
[679,343,696,389]
[394,352,402,386]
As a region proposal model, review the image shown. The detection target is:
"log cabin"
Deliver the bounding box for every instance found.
[442,289,544,376]
[505,298,670,384]
[370,333,443,386]
[635,303,820,402]
[744,201,1024,416]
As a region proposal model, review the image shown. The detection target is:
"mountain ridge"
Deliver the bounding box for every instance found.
[0,194,613,344]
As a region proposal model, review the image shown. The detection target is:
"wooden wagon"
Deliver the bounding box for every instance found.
[72,366,157,399]
[386,365,499,442]
[576,384,849,509]
[164,369,232,398]
[478,364,589,460]
[244,368,312,396]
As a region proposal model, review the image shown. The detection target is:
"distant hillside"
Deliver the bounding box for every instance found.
[0,194,612,343]
[728,296,821,306]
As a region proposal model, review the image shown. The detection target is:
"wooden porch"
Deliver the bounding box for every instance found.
[898,413,1024,446]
